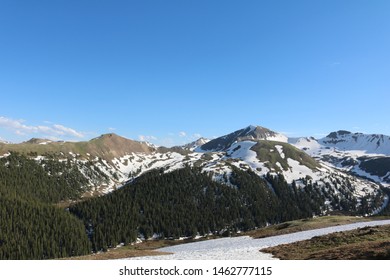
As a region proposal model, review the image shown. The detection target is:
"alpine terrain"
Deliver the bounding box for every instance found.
[0,125,389,259]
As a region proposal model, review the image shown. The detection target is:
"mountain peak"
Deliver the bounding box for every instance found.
[245,125,257,132]
[183,137,210,151]
[200,125,287,151]
[93,133,122,140]
[88,133,155,158]
[326,130,352,139]
[24,138,53,145]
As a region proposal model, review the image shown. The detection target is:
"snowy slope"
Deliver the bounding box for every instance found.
[289,131,390,156]
[198,125,288,152]
[181,137,210,151]
[320,131,390,155]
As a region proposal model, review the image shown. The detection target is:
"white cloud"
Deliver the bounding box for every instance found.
[158,137,176,147]
[179,131,187,137]
[53,124,84,138]
[0,136,9,143]
[0,116,85,139]
[138,135,158,142]
[193,133,202,139]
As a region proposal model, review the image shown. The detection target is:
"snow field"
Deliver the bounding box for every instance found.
[131,220,390,260]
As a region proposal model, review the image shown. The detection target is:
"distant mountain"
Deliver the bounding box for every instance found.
[289,131,390,186]
[290,130,390,156]
[181,137,210,151]
[320,131,390,155]
[24,138,54,145]
[0,133,155,161]
[199,125,288,152]
[86,133,155,159]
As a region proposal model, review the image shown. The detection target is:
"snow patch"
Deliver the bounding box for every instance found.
[131,220,390,260]
[275,145,285,159]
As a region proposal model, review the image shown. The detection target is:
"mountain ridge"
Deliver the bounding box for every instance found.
[289,130,390,186]
[1,125,388,198]
[198,125,288,152]
[0,133,155,161]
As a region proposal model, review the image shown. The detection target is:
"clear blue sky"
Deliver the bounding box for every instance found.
[1,0,389,146]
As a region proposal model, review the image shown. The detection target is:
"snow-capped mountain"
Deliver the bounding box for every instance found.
[289,130,390,156]
[320,131,390,155]
[181,137,210,151]
[289,131,390,186]
[198,125,288,152]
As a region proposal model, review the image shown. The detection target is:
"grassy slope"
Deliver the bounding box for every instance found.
[251,140,320,172]
[261,225,390,259]
[246,215,385,239]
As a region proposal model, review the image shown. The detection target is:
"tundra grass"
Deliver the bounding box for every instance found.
[261,225,390,260]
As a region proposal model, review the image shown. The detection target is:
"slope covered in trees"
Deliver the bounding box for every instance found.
[0,153,91,259]
[0,152,88,203]
[0,195,91,259]
[70,166,327,252]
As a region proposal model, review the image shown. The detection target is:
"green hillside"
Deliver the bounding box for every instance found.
[0,153,91,259]
[251,140,320,172]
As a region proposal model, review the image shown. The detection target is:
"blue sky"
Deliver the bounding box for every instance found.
[1,0,389,146]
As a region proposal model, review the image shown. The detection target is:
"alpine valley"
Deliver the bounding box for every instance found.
[1,125,389,259]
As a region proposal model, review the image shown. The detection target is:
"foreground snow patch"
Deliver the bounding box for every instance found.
[130,220,390,260]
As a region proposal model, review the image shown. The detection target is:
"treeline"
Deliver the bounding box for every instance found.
[0,153,91,259]
[70,166,327,252]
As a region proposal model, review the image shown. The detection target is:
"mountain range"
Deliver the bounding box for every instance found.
[289,130,390,186]
[1,124,390,259]
[1,125,389,208]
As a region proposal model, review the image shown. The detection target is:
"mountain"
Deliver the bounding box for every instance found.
[181,137,210,151]
[86,133,155,159]
[1,126,386,202]
[289,130,390,156]
[289,131,390,186]
[24,138,54,145]
[320,131,390,155]
[0,133,154,159]
[1,124,390,259]
[198,125,288,152]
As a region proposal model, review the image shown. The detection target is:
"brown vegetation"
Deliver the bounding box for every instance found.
[247,215,384,239]
[261,225,390,260]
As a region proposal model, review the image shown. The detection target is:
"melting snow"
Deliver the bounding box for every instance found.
[275,145,285,159]
[131,220,390,260]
